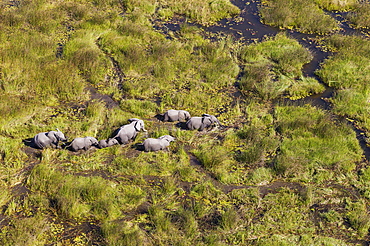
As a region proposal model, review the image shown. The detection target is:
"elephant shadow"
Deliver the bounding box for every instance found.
[22,138,40,149]
[62,141,74,151]
[175,122,187,130]
[134,143,145,151]
[155,114,164,121]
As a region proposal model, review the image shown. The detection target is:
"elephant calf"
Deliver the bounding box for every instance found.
[162,109,191,122]
[67,136,99,151]
[186,114,221,131]
[98,138,119,149]
[33,129,67,149]
[142,135,175,152]
[113,118,147,145]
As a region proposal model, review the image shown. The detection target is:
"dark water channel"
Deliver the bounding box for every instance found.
[154,0,370,161]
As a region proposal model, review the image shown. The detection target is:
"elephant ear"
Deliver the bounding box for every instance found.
[185,111,191,120]
[134,120,143,131]
[179,111,185,120]
[202,116,212,126]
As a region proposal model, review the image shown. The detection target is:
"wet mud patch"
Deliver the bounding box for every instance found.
[259,181,306,197]
[326,183,361,200]
[86,86,120,109]
[21,146,42,159]
[11,183,30,199]
[56,219,106,246]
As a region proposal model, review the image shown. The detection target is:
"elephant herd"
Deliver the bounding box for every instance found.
[31,110,221,152]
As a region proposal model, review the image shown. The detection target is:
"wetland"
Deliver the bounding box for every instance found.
[1,0,370,245]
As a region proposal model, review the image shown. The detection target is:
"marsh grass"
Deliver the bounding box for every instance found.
[274,105,362,181]
[185,181,232,230]
[102,221,146,246]
[286,76,326,100]
[347,3,370,29]
[64,30,111,85]
[317,35,370,133]
[220,206,239,231]
[119,99,158,118]
[346,199,370,237]
[0,137,27,168]
[256,188,311,234]
[2,0,370,244]
[329,88,370,131]
[99,21,239,113]
[239,34,324,100]
[109,151,184,176]
[317,35,370,89]
[154,0,240,26]
[0,213,51,246]
[255,234,348,246]
[235,123,279,164]
[315,0,357,11]
[28,164,146,220]
[192,106,279,185]
[260,0,338,33]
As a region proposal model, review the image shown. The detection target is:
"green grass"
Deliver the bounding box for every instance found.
[274,105,363,181]
[239,33,324,100]
[316,35,370,133]
[27,164,146,220]
[260,0,339,34]
[154,0,240,25]
[347,3,370,29]
[315,0,357,11]
[1,0,370,245]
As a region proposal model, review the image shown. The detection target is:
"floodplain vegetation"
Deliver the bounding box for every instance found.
[1,0,370,245]
[260,0,370,33]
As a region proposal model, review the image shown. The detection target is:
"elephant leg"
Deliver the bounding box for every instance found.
[121,137,129,145]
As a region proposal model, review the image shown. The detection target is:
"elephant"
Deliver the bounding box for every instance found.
[186,114,221,131]
[162,110,191,122]
[67,136,99,151]
[112,119,147,145]
[33,129,67,149]
[142,135,175,152]
[98,138,119,149]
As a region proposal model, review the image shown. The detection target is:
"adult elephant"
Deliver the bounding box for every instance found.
[142,135,175,152]
[98,138,119,149]
[163,110,191,122]
[33,129,67,149]
[186,114,221,131]
[113,119,147,145]
[67,136,99,151]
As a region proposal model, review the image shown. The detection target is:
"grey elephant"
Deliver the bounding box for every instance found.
[112,119,147,145]
[163,110,191,122]
[67,136,99,151]
[33,129,67,149]
[98,138,119,149]
[186,114,221,131]
[142,135,175,152]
